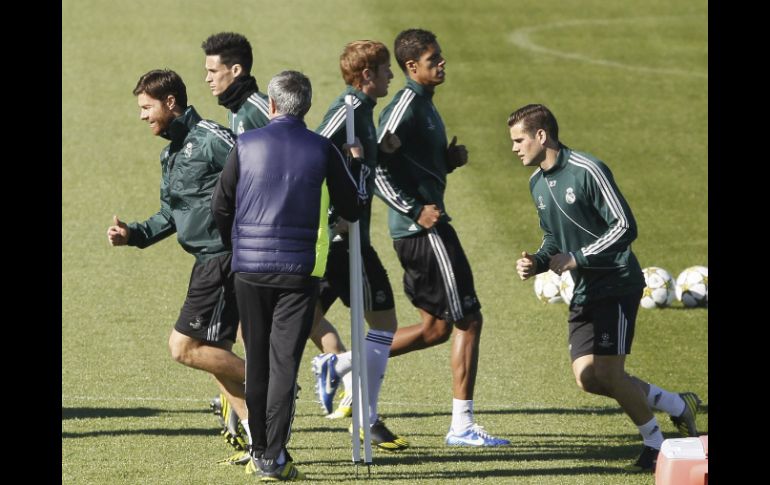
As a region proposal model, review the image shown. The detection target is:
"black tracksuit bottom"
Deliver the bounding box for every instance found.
[234,273,318,461]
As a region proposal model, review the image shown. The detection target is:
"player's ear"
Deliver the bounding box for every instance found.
[165,95,176,111]
[536,128,547,146]
[232,64,243,77]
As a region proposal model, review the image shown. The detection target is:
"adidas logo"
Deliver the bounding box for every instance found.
[408,224,419,231]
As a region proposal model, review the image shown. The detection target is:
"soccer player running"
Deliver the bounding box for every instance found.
[373,28,509,447]
[309,40,408,450]
[106,69,249,461]
[200,31,271,464]
[211,70,367,481]
[509,104,701,472]
[202,32,270,135]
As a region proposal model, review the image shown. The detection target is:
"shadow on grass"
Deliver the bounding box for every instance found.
[312,465,637,481]
[385,406,627,420]
[297,437,652,481]
[62,427,218,439]
[384,403,708,420]
[62,407,208,420]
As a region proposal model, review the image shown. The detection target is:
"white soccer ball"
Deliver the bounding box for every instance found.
[675,266,708,308]
[534,270,563,304]
[559,271,575,305]
[640,266,676,309]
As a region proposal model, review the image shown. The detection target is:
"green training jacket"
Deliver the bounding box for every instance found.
[127,106,236,262]
[375,78,456,239]
[529,146,645,305]
[316,86,377,246]
[229,91,270,135]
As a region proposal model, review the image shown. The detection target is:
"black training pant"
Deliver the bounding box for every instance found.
[234,274,317,460]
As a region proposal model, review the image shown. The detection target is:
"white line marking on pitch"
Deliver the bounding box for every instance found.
[62,395,526,409]
[509,16,707,79]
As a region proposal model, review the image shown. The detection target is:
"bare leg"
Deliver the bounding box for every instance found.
[451,312,482,400]
[308,303,347,354]
[389,308,451,357]
[572,354,653,425]
[169,329,247,418]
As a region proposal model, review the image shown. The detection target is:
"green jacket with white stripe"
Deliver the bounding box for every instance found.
[375,78,455,239]
[127,106,236,263]
[316,86,377,246]
[229,91,270,135]
[529,146,645,305]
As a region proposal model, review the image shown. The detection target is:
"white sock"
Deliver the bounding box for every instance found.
[342,370,353,396]
[365,330,393,426]
[451,399,474,433]
[240,418,252,445]
[637,417,664,449]
[335,351,353,376]
[647,384,685,416]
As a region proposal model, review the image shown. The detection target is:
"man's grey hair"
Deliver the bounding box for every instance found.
[267,70,312,118]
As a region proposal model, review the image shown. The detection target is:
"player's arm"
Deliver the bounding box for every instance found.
[211,148,239,249]
[374,102,426,221]
[571,162,637,269]
[326,142,367,222]
[532,221,560,274]
[124,172,176,248]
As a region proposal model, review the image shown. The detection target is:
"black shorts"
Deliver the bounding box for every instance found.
[174,253,239,344]
[393,223,481,323]
[567,290,642,361]
[319,241,395,313]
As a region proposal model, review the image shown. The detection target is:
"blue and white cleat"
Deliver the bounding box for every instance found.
[445,424,510,447]
[311,353,340,415]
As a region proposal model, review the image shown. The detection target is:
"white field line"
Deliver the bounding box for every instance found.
[509,16,707,79]
[62,395,525,409]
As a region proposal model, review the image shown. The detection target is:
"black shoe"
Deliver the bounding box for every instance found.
[349,416,409,451]
[257,456,304,481]
[670,392,701,437]
[624,445,659,472]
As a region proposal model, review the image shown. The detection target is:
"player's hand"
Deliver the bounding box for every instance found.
[447,136,468,169]
[331,217,350,236]
[549,253,576,275]
[107,215,130,246]
[417,204,441,229]
[516,251,537,280]
[379,131,401,154]
[343,137,363,159]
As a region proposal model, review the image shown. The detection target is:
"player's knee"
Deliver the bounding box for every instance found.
[168,333,195,366]
[424,321,452,345]
[575,373,603,395]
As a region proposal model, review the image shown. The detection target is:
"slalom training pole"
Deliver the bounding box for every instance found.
[345,94,372,475]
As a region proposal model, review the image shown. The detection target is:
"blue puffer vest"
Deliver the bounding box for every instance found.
[232,115,330,275]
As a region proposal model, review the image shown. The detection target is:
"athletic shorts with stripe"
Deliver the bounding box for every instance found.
[319,240,395,313]
[567,289,642,361]
[393,222,481,323]
[174,252,239,344]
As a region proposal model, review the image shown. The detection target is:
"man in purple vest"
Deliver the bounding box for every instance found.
[211,70,367,481]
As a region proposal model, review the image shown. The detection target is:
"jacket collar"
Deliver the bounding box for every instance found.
[542,145,570,175]
[405,77,434,100]
[162,106,202,150]
[269,114,307,128]
[346,85,376,108]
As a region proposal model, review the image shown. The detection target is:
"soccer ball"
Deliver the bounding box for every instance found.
[675,266,708,307]
[559,271,575,305]
[533,270,563,304]
[640,267,675,309]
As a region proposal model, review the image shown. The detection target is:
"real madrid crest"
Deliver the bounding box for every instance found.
[565,187,576,204]
[184,142,193,158]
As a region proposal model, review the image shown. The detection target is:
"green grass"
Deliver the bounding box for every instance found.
[63,0,707,483]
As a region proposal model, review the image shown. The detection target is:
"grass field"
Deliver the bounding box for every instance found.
[62,0,707,483]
